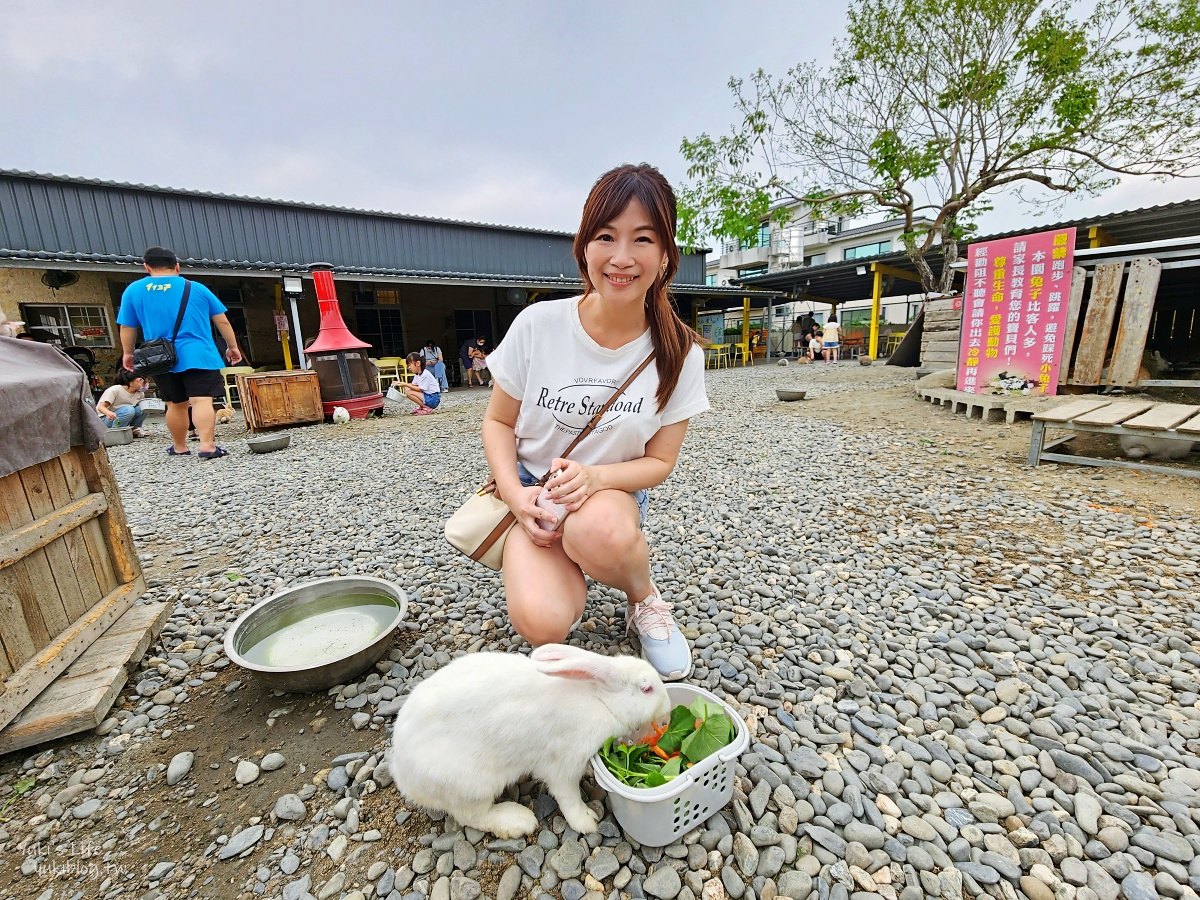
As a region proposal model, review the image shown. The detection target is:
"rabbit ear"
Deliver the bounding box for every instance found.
[532,645,618,683]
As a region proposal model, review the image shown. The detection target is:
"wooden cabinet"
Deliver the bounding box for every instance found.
[236,371,323,432]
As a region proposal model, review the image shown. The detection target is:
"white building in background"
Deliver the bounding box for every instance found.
[704,205,936,331]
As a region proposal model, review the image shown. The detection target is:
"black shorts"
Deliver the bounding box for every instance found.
[154,369,224,404]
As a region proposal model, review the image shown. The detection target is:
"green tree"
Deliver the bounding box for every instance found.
[679,0,1200,294]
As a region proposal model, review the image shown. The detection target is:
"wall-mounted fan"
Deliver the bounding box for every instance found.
[505,287,528,307]
[42,270,79,291]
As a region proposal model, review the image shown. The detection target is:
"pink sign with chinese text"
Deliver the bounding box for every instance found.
[957,227,1077,396]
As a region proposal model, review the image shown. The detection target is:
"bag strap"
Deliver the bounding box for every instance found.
[537,351,656,486]
[169,280,193,341]
[481,350,657,495]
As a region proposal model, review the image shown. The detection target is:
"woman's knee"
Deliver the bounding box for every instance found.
[507,597,578,647]
[565,499,641,558]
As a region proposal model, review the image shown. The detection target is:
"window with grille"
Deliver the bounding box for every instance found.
[20,304,114,348]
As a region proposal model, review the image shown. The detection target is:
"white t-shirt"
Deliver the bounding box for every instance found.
[486,297,710,478]
[822,322,841,344]
[413,369,440,394]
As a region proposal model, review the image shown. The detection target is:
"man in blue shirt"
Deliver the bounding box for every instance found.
[118,247,243,460]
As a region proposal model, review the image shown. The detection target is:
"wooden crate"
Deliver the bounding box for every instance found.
[236,370,324,432]
[0,445,145,732]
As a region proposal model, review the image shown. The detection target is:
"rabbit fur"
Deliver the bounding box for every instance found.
[1118,434,1195,460]
[387,644,670,838]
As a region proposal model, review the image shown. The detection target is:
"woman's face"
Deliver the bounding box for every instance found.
[584,197,667,308]
[130,377,146,392]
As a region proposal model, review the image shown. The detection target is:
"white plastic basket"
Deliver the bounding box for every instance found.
[591,683,749,847]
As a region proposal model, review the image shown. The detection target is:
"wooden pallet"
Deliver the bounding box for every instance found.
[917,388,1068,424]
[1067,258,1162,388]
[0,601,169,754]
[1027,400,1200,478]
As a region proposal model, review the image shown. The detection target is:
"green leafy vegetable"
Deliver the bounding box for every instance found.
[681,713,733,763]
[656,705,699,754]
[598,701,738,789]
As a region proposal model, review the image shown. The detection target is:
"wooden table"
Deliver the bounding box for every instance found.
[235,371,324,432]
[1027,399,1200,478]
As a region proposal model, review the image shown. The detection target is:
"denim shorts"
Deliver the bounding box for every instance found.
[423,391,441,408]
[517,462,648,528]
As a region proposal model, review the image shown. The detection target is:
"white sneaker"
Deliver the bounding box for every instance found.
[626,590,692,681]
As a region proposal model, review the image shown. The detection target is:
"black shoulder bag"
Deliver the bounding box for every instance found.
[131,281,192,376]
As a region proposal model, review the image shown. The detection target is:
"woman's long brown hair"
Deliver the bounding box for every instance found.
[573,163,701,412]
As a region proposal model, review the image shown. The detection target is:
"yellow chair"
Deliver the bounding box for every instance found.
[883,332,906,356]
[704,343,731,369]
[375,357,403,390]
[221,366,255,409]
[731,341,751,366]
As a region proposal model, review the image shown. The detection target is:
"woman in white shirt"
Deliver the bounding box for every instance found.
[482,164,709,680]
[822,315,841,361]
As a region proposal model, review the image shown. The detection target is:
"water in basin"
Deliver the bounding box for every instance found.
[241,594,397,668]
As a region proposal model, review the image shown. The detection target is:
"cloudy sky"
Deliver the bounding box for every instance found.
[3,0,1197,238]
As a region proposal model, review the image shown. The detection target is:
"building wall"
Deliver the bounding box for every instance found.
[0,267,125,368]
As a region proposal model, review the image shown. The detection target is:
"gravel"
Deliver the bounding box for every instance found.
[1,364,1198,900]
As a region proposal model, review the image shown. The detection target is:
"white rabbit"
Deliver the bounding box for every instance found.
[1119,435,1195,460]
[387,644,669,838]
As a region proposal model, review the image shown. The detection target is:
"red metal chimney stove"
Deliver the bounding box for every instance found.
[304,263,384,420]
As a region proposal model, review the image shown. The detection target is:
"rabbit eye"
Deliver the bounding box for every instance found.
[640,685,654,695]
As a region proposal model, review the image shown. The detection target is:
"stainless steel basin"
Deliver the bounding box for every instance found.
[224,576,408,692]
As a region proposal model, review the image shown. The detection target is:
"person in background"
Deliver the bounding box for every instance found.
[809,329,824,362]
[470,335,493,387]
[118,246,243,459]
[421,339,450,392]
[97,369,148,437]
[482,163,710,681]
[822,314,841,361]
[400,352,441,415]
[459,337,476,387]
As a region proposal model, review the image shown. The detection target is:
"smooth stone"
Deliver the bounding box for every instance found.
[166,751,194,786]
[644,865,683,899]
[274,794,306,821]
[235,759,260,785]
[218,824,265,860]
[261,752,286,771]
[1121,873,1158,900]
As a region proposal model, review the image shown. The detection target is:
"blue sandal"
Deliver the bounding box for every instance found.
[198,447,230,460]
[167,447,191,456]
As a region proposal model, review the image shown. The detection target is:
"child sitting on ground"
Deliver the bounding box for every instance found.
[401,352,441,416]
[809,329,824,361]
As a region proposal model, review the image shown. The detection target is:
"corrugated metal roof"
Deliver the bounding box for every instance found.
[0,169,710,285]
[0,168,577,236]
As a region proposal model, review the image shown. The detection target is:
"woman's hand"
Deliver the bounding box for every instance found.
[506,483,562,548]
[545,459,600,512]
[102,408,117,420]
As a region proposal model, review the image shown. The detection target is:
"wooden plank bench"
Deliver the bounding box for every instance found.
[1028,400,1200,478]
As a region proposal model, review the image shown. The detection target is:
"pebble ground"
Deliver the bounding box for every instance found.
[1,362,1197,900]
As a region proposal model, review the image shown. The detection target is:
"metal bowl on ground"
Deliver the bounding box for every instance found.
[102,426,134,447]
[246,433,291,453]
[224,576,408,692]
[776,389,807,402]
